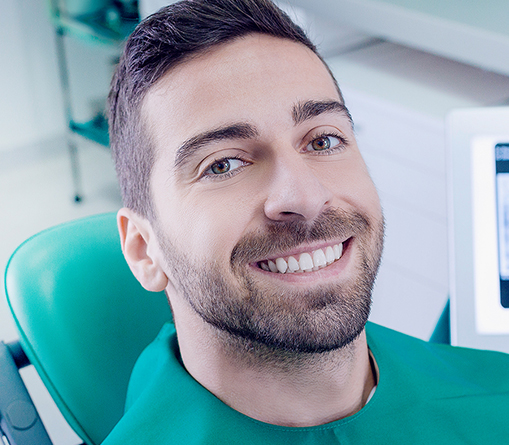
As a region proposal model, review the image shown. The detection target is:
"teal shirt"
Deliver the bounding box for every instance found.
[102,323,509,444]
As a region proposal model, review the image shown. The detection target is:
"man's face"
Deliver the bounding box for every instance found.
[143,34,384,353]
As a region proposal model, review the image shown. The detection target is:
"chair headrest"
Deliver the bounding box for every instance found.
[5,212,172,444]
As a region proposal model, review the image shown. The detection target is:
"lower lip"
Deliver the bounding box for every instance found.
[249,239,354,283]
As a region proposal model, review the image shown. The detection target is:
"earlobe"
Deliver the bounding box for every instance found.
[117,208,169,292]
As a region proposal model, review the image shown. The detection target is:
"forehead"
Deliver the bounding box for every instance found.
[142,34,341,153]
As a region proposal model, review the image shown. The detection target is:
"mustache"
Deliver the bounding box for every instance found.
[230,208,370,266]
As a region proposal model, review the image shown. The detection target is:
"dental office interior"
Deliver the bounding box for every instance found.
[1,0,509,443]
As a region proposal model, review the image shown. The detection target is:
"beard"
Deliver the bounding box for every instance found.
[156,208,384,355]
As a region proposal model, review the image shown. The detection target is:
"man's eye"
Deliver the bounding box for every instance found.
[205,158,245,176]
[306,135,344,152]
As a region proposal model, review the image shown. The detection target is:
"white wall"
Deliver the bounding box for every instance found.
[0,0,66,151]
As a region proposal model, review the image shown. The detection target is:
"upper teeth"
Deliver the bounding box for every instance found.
[259,244,343,274]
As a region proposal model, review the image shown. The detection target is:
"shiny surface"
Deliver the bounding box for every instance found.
[5,213,172,444]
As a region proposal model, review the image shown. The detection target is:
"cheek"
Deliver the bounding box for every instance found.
[176,195,252,262]
[352,176,382,223]
[323,159,381,216]
[181,174,269,257]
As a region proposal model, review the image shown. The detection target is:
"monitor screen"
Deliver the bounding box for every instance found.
[448,107,509,352]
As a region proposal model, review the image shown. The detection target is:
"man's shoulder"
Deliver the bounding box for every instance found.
[103,322,509,445]
[366,321,509,395]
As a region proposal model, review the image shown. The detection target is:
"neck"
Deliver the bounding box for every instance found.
[173,299,376,427]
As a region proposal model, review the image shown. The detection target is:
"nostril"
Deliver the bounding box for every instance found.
[277,210,306,220]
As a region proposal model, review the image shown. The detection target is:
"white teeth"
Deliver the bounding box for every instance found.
[276,257,288,274]
[334,244,342,260]
[287,256,300,272]
[299,252,314,272]
[313,249,327,268]
[268,260,278,273]
[259,243,345,274]
[325,246,335,264]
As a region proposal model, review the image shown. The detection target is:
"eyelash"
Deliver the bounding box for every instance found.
[201,156,248,180]
[304,131,348,155]
[200,131,348,180]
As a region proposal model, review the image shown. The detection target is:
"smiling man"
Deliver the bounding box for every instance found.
[103,1,509,443]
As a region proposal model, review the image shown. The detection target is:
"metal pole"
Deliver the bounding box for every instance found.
[54,24,83,202]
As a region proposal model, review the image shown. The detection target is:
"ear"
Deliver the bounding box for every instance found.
[117,208,168,292]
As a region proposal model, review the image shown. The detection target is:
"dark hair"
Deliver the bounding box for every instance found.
[108,0,343,219]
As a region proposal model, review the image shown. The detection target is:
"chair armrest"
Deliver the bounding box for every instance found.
[0,341,53,445]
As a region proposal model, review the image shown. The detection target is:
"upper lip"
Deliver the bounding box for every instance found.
[252,238,350,264]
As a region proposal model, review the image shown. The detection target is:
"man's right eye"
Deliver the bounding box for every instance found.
[203,157,248,178]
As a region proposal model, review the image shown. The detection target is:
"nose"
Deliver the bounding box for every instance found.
[263,155,334,222]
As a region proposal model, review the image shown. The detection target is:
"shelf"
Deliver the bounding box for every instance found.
[50,6,138,45]
[289,0,509,77]
[70,115,109,147]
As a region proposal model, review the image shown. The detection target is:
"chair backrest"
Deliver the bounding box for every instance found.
[4,213,172,445]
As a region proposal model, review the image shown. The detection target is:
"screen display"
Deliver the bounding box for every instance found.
[495,143,509,308]
[471,137,509,336]
[449,106,509,350]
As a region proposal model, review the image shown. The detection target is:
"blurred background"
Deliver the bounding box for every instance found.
[1,0,509,443]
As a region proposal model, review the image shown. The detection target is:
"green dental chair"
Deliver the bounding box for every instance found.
[1,213,172,445]
[1,212,450,445]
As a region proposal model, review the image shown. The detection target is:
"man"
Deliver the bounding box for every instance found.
[104,0,509,443]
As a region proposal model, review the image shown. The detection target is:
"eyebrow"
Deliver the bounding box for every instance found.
[174,123,258,168]
[173,100,352,169]
[292,100,353,126]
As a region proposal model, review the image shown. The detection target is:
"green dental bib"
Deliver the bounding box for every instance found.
[103,322,509,444]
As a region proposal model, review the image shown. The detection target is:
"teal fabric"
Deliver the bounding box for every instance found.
[5,213,172,445]
[429,299,450,345]
[102,323,509,444]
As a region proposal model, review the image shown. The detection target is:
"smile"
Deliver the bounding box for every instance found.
[257,242,345,274]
